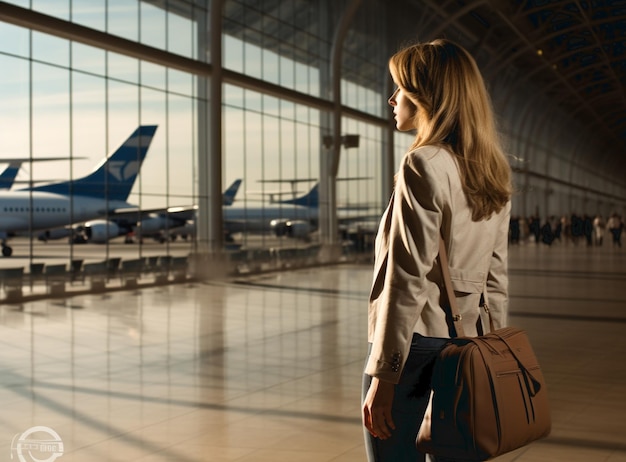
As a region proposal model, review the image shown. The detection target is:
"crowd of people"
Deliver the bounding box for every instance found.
[509,212,624,248]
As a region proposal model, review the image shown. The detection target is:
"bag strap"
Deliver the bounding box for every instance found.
[438,237,466,337]
[438,236,495,338]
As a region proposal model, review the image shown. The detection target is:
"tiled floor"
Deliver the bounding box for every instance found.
[0,241,624,461]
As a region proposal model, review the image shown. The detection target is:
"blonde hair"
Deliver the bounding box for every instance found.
[389,39,511,221]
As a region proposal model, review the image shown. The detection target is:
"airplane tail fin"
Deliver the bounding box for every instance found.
[280,183,318,207]
[0,162,21,190]
[27,125,157,202]
[223,179,242,206]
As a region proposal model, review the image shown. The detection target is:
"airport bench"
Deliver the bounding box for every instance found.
[44,263,69,295]
[70,259,84,283]
[170,256,189,282]
[144,256,159,273]
[105,257,121,281]
[120,258,145,288]
[29,263,45,290]
[153,256,172,284]
[83,261,108,291]
[0,267,25,301]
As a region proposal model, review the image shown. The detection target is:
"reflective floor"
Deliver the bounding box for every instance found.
[0,242,624,461]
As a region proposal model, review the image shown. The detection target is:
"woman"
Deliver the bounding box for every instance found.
[361,39,512,461]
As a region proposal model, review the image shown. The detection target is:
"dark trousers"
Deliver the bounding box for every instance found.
[362,333,448,462]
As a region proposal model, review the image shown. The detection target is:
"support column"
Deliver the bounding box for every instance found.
[195,0,226,278]
[319,0,363,261]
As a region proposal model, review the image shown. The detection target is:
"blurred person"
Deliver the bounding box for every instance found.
[510,215,521,244]
[571,213,583,245]
[593,215,605,246]
[541,217,554,246]
[528,215,541,243]
[361,39,512,462]
[607,213,623,247]
[583,214,593,247]
[560,215,572,245]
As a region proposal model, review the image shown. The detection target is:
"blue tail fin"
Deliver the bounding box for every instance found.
[25,125,157,202]
[0,162,21,190]
[280,183,318,208]
[223,179,242,206]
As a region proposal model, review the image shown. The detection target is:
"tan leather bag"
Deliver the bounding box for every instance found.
[416,239,551,460]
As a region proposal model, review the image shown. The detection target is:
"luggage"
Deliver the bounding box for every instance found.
[416,238,551,461]
[417,327,551,460]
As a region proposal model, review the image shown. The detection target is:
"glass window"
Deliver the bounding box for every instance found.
[243,41,263,80]
[141,61,166,91]
[140,2,166,50]
[0,22,29,57]
[72,42,106,76]
[0,55,30,156]
[107,52,139,85]
[31,63,70,159]
[168,69,194,97]
[167,94,196,202]
[32,0,70,21]
[167,8,196,59]
[223,34,244,73]
[33,32,69,67]
[71,72,107,156]
[72,0,106,31]
[107,0,139,42]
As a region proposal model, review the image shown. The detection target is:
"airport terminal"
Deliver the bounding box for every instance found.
[0,1,625,461]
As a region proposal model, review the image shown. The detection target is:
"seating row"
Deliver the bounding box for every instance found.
[0,255,190,302]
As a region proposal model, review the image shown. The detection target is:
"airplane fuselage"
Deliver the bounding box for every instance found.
[0,191,132,234]
[223,203,317,233]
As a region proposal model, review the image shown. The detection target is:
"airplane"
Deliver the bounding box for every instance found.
[134,178,242,242]
[81,177,372,245]
[222,181,379,240]
[141,181,318,243]
[0,125,158,256]
[122,178,374,244]
[92,178,243,243]
[223,182,319,239]
[38,178,242,244]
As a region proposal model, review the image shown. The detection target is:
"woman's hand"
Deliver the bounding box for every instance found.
[362,377,396,439]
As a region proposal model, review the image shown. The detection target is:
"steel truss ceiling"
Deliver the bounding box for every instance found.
[415,0,626,176]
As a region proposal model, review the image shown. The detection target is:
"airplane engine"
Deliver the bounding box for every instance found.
[284,220,314,238]
[138,215,172,234]
[270,219,290,237]
[83,220,122,243]
[271,219,313,239]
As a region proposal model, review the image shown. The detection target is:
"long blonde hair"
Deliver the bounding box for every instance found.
[389,39,511,221]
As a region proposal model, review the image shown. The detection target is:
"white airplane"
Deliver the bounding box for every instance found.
[0,125,158,256]
[139,181,318,243]
[86,178,243,243]
[223,181,379,240]
[223,183,319,239]
[77,178,374,244]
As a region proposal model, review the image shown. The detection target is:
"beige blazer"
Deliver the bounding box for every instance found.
[365,145,510,383]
